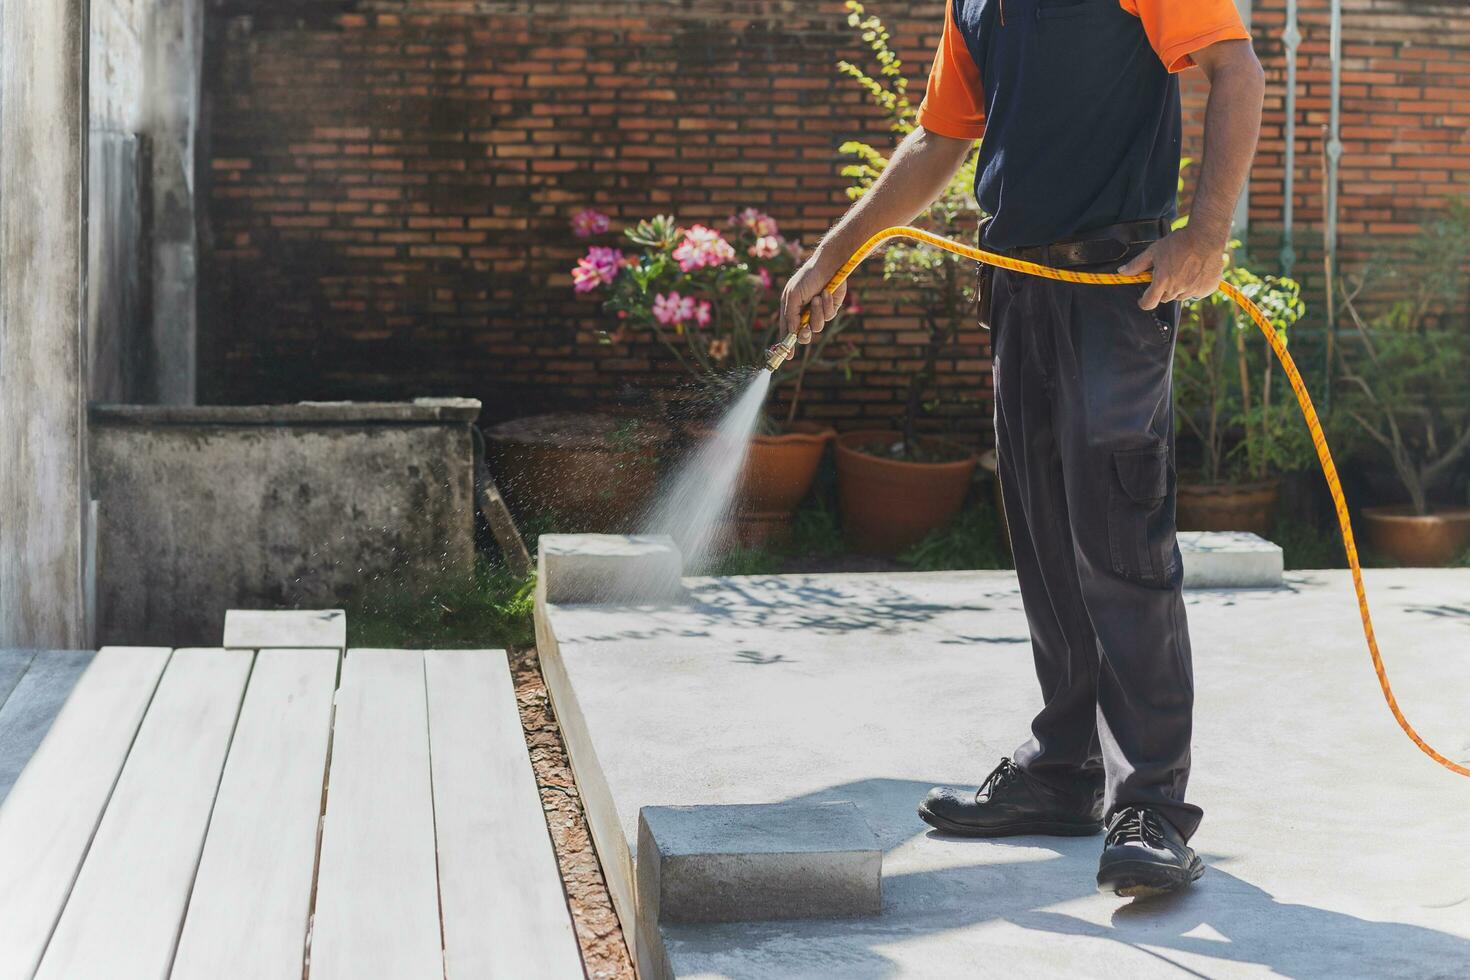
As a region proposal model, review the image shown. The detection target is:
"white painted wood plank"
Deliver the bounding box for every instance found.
[33,648,253,980]
[309,649,442,980]
[223,609,345,649]
[0,651,95,803]
[426,650,585,979]
[170,648,339,980]
[0,646,171,980]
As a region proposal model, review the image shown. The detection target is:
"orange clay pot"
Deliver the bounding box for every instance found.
[1361,505,1470,567]
[732,423,834,548]
[1176,478,1282,538]
[835,429,979,557]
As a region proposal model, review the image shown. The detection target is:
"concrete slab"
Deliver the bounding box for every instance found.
[1179,531,1284,588]
[538,534,683,604]
[637,801,881,925]
[538,568,1470,979]
[222,609,345,650]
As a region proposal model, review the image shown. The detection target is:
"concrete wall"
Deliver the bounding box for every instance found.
[90,400,480,646]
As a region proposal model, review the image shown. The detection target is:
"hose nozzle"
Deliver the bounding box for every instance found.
[765,332,799,372]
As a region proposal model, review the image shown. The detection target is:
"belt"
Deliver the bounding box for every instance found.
[996,218,1171,270]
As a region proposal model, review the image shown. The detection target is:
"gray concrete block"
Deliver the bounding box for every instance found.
[222,610,345,649]
[538,534,683,605]
[1180,531,1284,588]
[636,802,881,924]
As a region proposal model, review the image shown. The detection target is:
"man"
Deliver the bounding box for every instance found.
[780,0,1264,897]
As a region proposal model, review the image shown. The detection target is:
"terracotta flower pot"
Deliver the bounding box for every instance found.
[484,413,670,532]
[1177,478,1281,538]
[724,422,834,548]
[1361,505,1470,567]
[835,429,979,557]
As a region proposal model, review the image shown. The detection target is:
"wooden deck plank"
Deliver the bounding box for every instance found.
[222,609,345,650]
[0,651,95,803]
[170,649,339,980]
[0,647,171,980]
[309,649,443,980]
[33,648,253,980]
[0,649,37,711]
[425,650,584,979]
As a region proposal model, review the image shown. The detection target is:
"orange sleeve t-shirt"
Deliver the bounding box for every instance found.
[916,0,1252,141]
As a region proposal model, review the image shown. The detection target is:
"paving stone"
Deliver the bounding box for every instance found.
[221,609,345,649]
[637,801,881,924]
[538,534,683,605]
[1180,530,1284,588]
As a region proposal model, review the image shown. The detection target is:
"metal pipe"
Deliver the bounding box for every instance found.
[1323,0,1343,402]
[1280,0,1301,277]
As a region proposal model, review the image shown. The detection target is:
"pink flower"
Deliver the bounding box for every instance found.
[673,225,736,272]
[845,289,863,314]
[730,208,780,239]
[652,290,696,326]
[692,300,712,328]
[571,208,610,238]
[749,235,781,259]
[708,339,731,362]
[571,246,623,294]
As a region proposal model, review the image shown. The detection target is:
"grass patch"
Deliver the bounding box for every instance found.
[347,560,536,650]
[898,500,1011,572]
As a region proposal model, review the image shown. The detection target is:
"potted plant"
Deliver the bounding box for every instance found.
[570,209,858,545]
[483,412,671,533]
[829,1,980,556]
[1333,201,1470,566]
[1173,251,1311,535]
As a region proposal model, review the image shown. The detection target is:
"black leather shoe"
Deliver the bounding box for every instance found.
[918,758,1104,837]
[1096,806,1205,897]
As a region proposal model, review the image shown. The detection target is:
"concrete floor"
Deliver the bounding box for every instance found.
[538,569,1470,979]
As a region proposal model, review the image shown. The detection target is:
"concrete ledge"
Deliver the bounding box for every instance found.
[90,397,482,426]
[222,609,346,649]
[1180,531,1284,588]
[537,534,683,605]
[637,802,881,924]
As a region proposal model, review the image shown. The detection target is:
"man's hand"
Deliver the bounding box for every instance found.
[778,256,847,359]
[1118,225,1228,310]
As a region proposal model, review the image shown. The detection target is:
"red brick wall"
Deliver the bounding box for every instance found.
[201,0,1470,431]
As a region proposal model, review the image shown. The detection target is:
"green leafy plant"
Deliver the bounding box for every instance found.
[1173,251,1311,484]
[1334,199,1470,516]
[898,498,1011,571]
[838,1,983,459]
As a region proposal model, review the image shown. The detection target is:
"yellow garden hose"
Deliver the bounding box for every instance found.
[769,225,1469,779]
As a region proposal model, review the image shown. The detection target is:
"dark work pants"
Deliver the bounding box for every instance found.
[990,265,1203,840]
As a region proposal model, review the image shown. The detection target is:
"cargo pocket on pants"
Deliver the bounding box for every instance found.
[1108,446,1173,585]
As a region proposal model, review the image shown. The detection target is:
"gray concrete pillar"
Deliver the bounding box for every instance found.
[0,0,92,646]
[147,0,203,405]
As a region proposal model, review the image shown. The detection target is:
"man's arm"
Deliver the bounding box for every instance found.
[779,127,974,349]
[1121,38,1265,309]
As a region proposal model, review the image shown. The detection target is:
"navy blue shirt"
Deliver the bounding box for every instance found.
[916,0,1249,250]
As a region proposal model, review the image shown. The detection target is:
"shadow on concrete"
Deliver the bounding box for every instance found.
[1404,602,1470,628]
[663,776,1470,980]
[562,575,1018,646]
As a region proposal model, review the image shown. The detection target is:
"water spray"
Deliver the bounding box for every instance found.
[765,224,1469,781]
